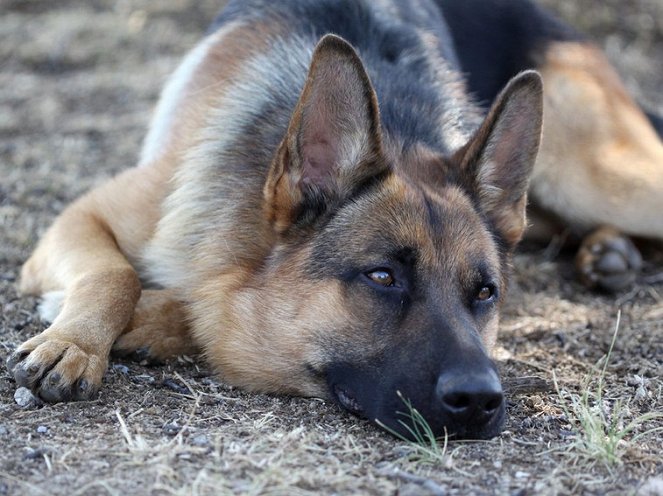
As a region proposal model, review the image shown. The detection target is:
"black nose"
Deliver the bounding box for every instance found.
[435,368,503,427]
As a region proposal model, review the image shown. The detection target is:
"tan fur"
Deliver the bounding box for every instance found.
[192,268,349,397]
[16,165,158,398]
[141,20,283,168]
[531,42,663,240]
[13,21,283,398]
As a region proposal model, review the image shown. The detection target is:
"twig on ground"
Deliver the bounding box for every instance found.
[503,376,554,395]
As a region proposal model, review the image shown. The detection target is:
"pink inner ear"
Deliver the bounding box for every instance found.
[490,111,530,174]
[301,138,338,188]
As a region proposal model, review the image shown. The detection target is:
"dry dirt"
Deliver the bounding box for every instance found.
[1,1,662,495]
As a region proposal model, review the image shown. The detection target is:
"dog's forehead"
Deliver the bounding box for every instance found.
[327,174,499,268]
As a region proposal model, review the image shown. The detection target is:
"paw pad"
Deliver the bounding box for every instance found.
[576,229,642,292]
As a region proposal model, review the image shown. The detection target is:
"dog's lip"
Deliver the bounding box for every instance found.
[332,384,364,415]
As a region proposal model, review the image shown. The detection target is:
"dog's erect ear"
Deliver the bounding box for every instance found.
[455,70,543,249]
[264,34,387,233]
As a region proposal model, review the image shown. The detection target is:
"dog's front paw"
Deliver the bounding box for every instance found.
[7,335,106,402]
[575,227,642,292]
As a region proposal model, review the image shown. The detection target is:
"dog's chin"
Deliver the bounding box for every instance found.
[332,384,364,415]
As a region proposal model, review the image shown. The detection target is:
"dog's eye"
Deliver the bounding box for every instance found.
[475,285,495,302]
[365,269,395,287]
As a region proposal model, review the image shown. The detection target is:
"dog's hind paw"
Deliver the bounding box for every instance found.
[575,227,642,292]
[7,335,105,402]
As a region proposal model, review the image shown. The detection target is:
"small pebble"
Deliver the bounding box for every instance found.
[191,434,209,447]
[23,448,47,460]
[397,483,425,496]
[162,377,189,395]
[112,364,130,375]
[14,387,42,409]
[36,425,48,434]
[133,374,155,384]
[638,476,663,496]
[162,421,181,436]
[201,377,221,386]
[0,425,8,435]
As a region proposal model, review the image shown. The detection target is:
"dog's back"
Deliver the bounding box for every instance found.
[204,0,480,155]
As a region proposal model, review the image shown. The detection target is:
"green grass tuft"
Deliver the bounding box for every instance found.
[553,311,663,470]
[376,390,449,464]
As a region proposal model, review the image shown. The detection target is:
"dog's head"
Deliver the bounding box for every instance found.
[218,35,542,440]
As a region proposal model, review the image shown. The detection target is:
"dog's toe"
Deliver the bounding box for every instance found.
[9,337,104,403]
[7,350,29,375]
[576,227,642,292]
[39,372,73,402]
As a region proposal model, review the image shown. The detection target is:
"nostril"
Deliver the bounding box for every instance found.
[442,391,502,414]
[441,389,503,417]
[443,392,472,411]
[482,394,503,414]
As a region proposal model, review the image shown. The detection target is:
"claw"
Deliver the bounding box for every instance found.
[6,350,29,371]
[74,379,97,401]
[48,372,61,385]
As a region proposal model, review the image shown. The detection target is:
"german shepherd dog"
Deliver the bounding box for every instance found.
[8,0,663,440]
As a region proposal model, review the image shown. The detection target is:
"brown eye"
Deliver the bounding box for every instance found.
[366,269,395,287]
[476,286,494,302]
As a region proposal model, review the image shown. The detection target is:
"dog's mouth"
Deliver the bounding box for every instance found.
[332,384,364,415]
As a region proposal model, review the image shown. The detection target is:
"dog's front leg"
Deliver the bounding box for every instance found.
[8,201,141,402]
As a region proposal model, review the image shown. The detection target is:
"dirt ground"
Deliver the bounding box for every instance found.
[1,1,662,495]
